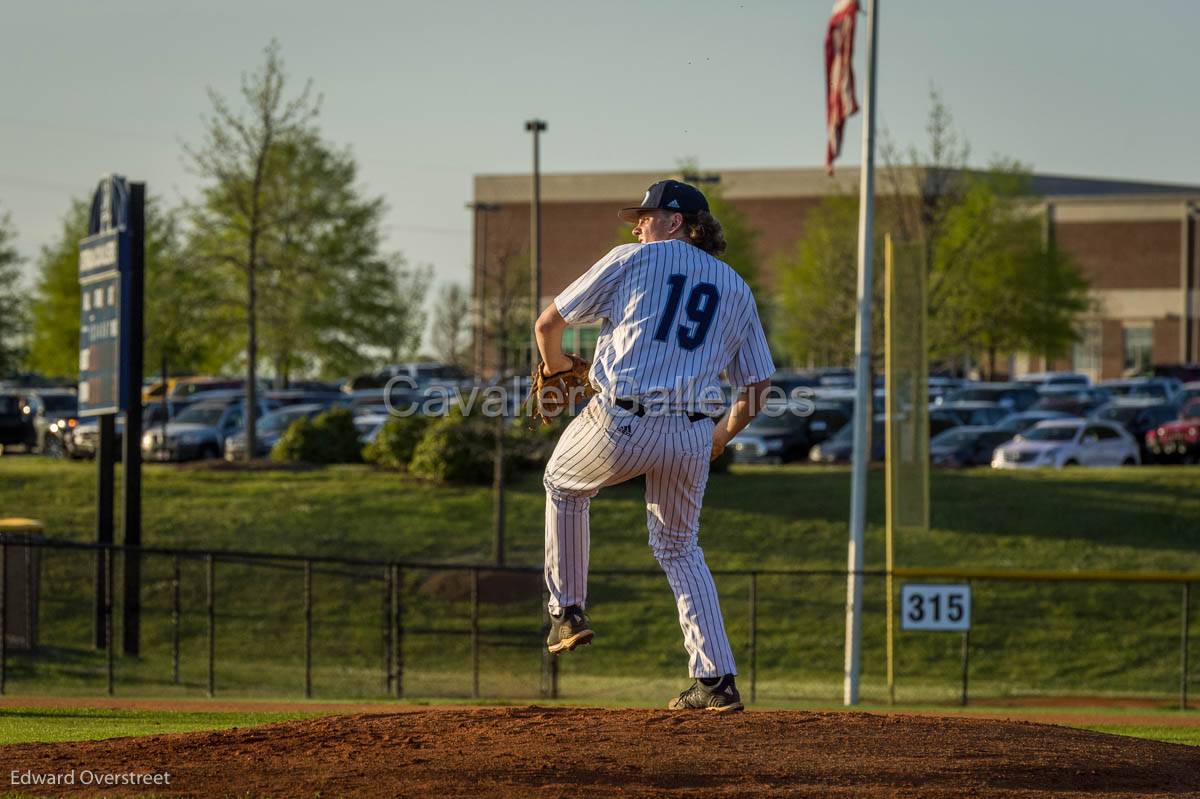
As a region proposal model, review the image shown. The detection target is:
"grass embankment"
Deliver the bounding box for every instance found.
[0,458,1198,705]
[0,707,314,744]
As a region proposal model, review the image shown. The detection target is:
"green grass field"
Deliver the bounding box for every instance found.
[0,706,314,744]
[0,458,1198,706]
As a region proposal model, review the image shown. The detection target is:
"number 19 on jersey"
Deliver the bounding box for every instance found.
[900,584,971,632]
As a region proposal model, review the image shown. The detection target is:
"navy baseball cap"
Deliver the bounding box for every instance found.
[618,179,709,223]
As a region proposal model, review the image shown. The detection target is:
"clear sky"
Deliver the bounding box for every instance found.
[2,0,1196,349]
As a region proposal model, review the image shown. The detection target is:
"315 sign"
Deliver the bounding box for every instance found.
[900,584,971,632]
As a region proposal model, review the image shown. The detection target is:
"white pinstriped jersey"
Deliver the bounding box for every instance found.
[554,240,776,410]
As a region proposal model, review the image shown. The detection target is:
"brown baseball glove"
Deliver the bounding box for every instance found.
[528,354,595,426]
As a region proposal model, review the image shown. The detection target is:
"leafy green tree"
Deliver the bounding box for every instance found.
[249,131,429,382]
[772,195,885,367]
[880,91,1091,372]
[0,210,28,376]
[186,40,318,455]
[186,41,427,458]
[28,201,88,378]
[774,91,1091,375]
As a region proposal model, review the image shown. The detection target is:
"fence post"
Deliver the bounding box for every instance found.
[960,628,970,707]
[1182,582,1191,712]
[384,565,394,695]
[748,573,758,704]
[206,554,215,698]
[304,560,313,699]
[394,565,404,699]
[171,556,181,685]
[1,541,7,695]
[105,547,114,696]
[23,543,33,656]
[470,568,480,699]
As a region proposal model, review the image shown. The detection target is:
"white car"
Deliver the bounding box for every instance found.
[991,419,1140,469]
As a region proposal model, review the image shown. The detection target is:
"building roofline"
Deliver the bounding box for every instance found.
[474,166,1200,204]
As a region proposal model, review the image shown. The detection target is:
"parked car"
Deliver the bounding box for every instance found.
[994,410,1078,434]
[0,391,35,454]
[927,376,964,403]
[1144,400,1200,464]
[264,389,348,409]
[1028,387,1111,418]
[809,418,885,464]
[992,419,1140,469]
[1018,372,1091,390]
[223,403,330,460]
[1177,382,1200,408]
[930,426,1015,468]
[168,377,256,401]
[142,397,275,462]
[935,383,1040,412]
[730,401,851,464]
[1099,377,1181,403]
[934,401,1010,428]
[19,389,79,455]
[1090,399,1180,464]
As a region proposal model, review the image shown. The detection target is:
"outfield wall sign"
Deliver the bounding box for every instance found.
[78,176,132,417]
[900,583,971,632]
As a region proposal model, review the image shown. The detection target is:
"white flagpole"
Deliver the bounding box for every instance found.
[844,0,879,707]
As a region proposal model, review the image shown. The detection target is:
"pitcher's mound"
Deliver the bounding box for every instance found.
[5,706,1199,797]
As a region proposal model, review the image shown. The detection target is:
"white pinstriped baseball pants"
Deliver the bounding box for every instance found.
[543,396,737,678]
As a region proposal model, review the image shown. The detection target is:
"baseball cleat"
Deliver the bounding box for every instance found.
[668,675,744,713]
[546,605,594,654]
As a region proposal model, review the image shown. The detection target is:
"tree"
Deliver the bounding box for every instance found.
[880,90,1091,372]
[431,282,472,369]
[773,91,1091,375]
[186,39,319,457]
[0,210,27,376]
[28,201,89,378]
[249,131,430,382]
[772,195,886,367]
[27,196,228,381]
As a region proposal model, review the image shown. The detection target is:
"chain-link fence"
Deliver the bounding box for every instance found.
[0,538,1194,706]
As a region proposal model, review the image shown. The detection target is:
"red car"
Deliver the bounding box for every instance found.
[1145,400,1200,464]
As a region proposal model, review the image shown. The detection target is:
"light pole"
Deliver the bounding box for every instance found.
[466,200,505,564]
[525,119,547,372]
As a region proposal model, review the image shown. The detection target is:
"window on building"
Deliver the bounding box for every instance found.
[1072,322,1101,378]
[1122,324,1153,374]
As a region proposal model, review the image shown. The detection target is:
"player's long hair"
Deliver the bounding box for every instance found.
[684,211,727,257]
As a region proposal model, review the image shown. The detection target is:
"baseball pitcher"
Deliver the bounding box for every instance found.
[532,179,775,712]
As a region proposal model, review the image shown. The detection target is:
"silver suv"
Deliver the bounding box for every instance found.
[142,395,274,462]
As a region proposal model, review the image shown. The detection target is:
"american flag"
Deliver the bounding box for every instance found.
[825,0,860,175]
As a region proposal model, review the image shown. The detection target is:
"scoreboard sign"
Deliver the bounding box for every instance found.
[78,176,132,417]
[900,583,971,632]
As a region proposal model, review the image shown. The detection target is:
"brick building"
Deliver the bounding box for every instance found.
[471,168,1199,380]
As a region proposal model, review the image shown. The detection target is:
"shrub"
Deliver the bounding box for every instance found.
[363,414,434,470]
[271,407,363,464]
[409,413,507,485]
[506,417,565,470]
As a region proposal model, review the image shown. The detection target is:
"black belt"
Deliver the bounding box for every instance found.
[614,397,716,424]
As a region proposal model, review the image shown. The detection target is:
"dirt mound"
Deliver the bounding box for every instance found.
[4,707,1198,798]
